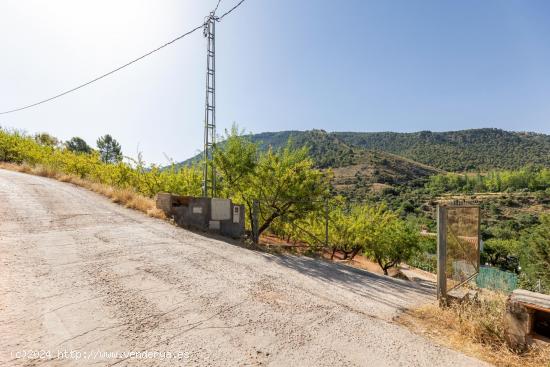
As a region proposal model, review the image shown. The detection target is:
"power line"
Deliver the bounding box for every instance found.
[219,0,246,19]
[0,0,247,116]
[0,24,202,115]
[213,0,223,14]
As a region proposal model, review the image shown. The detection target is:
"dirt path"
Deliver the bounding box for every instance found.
[0,169,488,366]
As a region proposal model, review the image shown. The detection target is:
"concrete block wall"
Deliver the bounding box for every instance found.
[504,289,550,350]
[155,193,245,239]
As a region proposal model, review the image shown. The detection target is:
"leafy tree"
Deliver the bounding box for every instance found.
[326,204,363,260]
[358,206,420,275]
[34,132,59,147]
[66,137,92,154]
[302,202,421,274]
[213,125,258,198]
[214,129,330,237]
[249,145,330,236]
[96,134,122,163]
[481,238,520,272]
[519,215,550,294]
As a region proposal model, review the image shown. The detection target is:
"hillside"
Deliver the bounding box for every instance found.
[330,149,442,197]
[181,128,550,172]
[176,128,550,197]
[177,130,442,196]
[178,130,356,169]
[333,129,550,171]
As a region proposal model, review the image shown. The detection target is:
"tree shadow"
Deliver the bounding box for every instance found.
[181,228,435,312]
[256,251,435,312]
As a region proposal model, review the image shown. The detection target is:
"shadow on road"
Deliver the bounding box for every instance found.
[258,252,435,311]
[175,226,435,312]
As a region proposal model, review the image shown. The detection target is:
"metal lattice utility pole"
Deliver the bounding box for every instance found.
[202,12,217,197]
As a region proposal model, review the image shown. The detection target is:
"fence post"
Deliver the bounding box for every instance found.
[437,204,447,305]
[252,199,259,244]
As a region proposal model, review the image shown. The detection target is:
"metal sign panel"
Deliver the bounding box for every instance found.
[233,206,240,223]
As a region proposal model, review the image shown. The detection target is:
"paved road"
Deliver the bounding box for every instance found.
[0,169,488,366]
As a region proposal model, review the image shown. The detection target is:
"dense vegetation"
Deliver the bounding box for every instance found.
[269,201,422,275]
[519,215,550,293]
[181,128,550,172]
[0,128,203,198]
[333,128,550,171]
[427,167,550,194]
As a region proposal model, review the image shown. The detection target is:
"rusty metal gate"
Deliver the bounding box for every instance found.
[437,203,481,301]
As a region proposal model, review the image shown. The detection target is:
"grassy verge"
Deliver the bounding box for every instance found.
[396,291,550,367]
[0,162,166,219]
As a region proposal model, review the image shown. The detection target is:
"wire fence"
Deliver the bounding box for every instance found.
[409,252,437,273]
[475,266,518,293]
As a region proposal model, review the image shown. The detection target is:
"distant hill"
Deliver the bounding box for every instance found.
[330,149,443,197]
[178,130,356,169]
[177,128,550,178]
[332,128,550,171]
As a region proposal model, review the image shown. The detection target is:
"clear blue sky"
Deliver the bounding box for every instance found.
[1,0,549,164]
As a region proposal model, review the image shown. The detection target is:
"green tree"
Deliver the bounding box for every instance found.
[358,206,420,275]
[213,125,258,198]
[326,204,363,260]
[214,130,330,237]
[519,215,550,294]
[248,144,330,236]
[65,137,92,154]
[96,134,122,163]
[481,238,520,272]
[34,132,59,147]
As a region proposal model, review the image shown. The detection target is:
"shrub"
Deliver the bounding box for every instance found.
[0,128,202,199]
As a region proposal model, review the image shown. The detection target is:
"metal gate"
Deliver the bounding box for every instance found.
[437,203,481,301]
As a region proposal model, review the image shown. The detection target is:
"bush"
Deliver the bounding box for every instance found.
[401,293,550,367]
[0,128,202,199]
[519,215,550,294]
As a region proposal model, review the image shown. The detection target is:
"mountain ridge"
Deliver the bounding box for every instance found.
[179,128,550,172]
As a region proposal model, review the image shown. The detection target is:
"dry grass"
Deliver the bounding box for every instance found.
[397,291,550,367]
[0,162,166,220]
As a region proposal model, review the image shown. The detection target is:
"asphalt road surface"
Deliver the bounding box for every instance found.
[0,169,488,366]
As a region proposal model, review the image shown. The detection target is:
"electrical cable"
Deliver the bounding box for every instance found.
[0,0,247,115]
[213,0,223,14]
[0,25,203,115]
[218,0,246,20]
